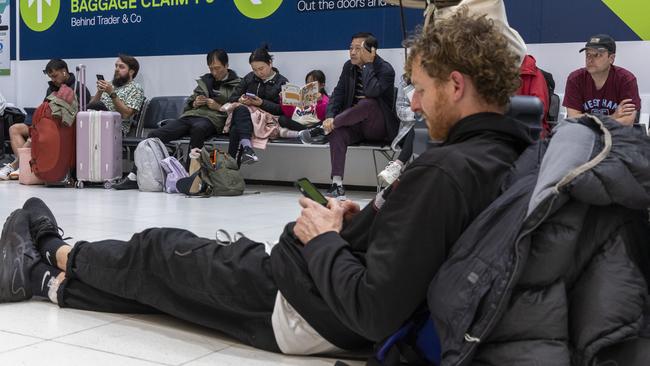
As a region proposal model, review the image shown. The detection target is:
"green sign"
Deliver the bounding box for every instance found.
[602,0,650,40]
[20,0,60,32]
[234,0,283,19]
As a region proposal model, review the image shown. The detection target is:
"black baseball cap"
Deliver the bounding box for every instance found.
[579,34,616,54]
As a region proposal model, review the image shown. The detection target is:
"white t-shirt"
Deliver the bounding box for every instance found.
[271,291,344,355]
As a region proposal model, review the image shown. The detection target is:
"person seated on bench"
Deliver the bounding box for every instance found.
[377,74,423,185]
[278,70,329,139]
[563,34,641,126]
[224,45,288,166]
[299,33,398,199]
[113,49,241,191]
[0,12,535,357]
[0,59,91,181]
[87,54,145,137]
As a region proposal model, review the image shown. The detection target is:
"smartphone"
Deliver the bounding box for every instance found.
[244,92,256,98]
[295,178,328,206]
[96,74,105,81]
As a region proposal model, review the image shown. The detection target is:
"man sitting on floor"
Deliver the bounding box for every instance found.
[0,11,533,356]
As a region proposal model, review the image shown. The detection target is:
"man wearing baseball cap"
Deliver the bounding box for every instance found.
[563,34,640,125]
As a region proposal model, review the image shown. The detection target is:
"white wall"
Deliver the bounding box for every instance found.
[1,41,649,110]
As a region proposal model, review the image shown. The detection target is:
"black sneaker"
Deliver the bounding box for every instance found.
[325,183,346,200]
[22,197,63,243]
[239,146,259,165]
[299,126,326,144]
[0,210,40,303]
[112,176,139,190]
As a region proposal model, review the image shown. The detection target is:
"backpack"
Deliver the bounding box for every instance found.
[159,156,188,193]
[181,147,244,196]
[134,137,169,192]
[366,309,441,366]
[30,101,76,184]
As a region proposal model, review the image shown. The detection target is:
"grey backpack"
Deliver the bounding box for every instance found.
[134,137,169,192]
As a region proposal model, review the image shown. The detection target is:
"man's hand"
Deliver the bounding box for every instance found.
[193,95,208,108]
[294,197,346,245]
[340,199,361,223]
[322,118,335,133]
[613,99,637,126]
[206,98,220,110]
[97,80,113,94]
[359,44,376,65]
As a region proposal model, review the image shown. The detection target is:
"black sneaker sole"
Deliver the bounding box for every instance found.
[0,210,35,303]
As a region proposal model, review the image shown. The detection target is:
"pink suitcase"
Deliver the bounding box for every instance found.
[75,110,122,188]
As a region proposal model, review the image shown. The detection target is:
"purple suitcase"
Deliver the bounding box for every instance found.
[76,111,122,188]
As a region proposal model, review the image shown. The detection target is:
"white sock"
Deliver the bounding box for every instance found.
[279,128,299,138]
[127,172,137,181]
[47,277,60,304]
[332,176,343,186]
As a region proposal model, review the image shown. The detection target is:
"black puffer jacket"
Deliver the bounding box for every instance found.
[428,115,650,366]
[228,68,288,116]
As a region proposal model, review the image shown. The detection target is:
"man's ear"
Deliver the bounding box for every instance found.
[449,70,465,102]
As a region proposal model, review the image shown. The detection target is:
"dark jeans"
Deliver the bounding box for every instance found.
[327,98,387,178]
[397,128,415,163]
[228,106,254,158]
[86,101,109,111]
[148,116,218,150]
[278,115,312,131]
[58,228,281,352]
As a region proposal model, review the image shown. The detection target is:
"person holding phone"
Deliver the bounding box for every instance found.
[0,59,91,180]
[87,54,145,137]
[1,12,599,362]
[299,32,398,199]
[113,50,241,190]
[225,45,289,166]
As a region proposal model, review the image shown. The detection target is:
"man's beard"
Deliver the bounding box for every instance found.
[112,72,130,88]
[424,91,459,141]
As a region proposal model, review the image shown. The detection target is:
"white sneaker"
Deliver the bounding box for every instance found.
[0,164,15,181]
[378,161,403,185]
[8,169,19,180]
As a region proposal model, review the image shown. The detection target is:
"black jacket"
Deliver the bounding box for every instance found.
[428,115,650,366]
[45,73,91,103]
[228,68,288,116]
[270,113,535,350]
[327,56,399,140]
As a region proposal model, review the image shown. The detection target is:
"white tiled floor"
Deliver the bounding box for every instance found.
[0,181,373,366]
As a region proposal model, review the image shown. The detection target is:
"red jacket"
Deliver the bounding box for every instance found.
[517,55,550,135]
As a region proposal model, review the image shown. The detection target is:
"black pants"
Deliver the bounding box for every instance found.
[278,115,312,131]
[228,106,254,158]
[148,116,218,150]
[58,228,281,352]
[397,128,415,163]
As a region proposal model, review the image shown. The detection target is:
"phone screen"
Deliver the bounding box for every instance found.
[295,178,328,206]
[96,74,105,81]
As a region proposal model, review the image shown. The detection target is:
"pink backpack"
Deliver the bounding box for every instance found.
[159,156,188,193]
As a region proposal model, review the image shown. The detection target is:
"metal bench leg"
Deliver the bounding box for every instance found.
[373,149,397,193]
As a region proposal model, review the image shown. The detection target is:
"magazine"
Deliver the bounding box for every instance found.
[281,81,319,109]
